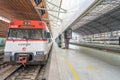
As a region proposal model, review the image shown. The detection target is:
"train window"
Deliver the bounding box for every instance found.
[8,29,17,39]
[42,29,47,40]
[8,29,46,40]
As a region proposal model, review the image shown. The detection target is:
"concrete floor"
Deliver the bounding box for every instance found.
[48,43,120,80]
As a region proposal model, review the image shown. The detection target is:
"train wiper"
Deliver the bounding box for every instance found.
[23,36,28,40]
[23,36,29,43]
[8,37,15,42]
[12,38,15,42]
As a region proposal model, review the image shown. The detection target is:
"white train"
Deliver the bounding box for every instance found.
[86,37,120,45]
[4,20,52,66]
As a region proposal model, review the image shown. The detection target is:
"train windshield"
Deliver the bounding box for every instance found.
[7,29,46,40]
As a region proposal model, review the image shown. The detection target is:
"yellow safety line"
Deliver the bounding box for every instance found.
[64,57,80,80]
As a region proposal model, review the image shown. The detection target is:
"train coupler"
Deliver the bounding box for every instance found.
[17,56,28,67]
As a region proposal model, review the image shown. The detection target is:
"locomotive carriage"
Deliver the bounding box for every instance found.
[4,20,52,66]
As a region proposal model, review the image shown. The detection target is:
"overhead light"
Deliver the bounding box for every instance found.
[34,0,42,5]
[39,6,45,15]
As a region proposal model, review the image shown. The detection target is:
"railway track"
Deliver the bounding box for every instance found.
[0,55,4,61]
[0,65,21,80]
[0,62,9,70]
[0,55,22,80]
[0,59,48,80]
[0,55,10,70]
[0,45,52,80]
[4,65,46,80]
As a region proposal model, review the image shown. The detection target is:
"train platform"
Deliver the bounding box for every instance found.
[48,43,120,80]
[71,42,120,53]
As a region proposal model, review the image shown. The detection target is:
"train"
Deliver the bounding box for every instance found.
[4,20,52,66]
[84,37,120,45]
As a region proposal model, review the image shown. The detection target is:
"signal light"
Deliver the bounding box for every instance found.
[40,21,44,26]
[24,21,31,25]
[34,0,42,5]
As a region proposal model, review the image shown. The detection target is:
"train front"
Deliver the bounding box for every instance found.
[4,20,50,65]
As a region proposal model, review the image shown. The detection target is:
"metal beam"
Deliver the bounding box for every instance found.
[90,21,106,32]
[87,12,103,16]
[75,29,88,35]
[57,0,63,20]
[68,0,103,29]
[109,15,120,22]
[87,23,102,33]
[48,13,62,21]
[78,28,91,35]
[50,25,59,28]
[101,0,120,5]
[45,0,67,13]
[50,22,61,26]
[77,30,88,35]
[82,26,94,34]
[41,18,62,22]
[95,20,112,31]
[36,7,66,13]
[50,24,58,27]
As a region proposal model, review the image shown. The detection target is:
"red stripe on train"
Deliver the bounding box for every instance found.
[6,40,47,42]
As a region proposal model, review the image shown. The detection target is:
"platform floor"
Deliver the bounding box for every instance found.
[48,43,120,80]
[70,42,120,53]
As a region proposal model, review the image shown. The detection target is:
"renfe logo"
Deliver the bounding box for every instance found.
[18,43,31,46]
[22,47,26,51]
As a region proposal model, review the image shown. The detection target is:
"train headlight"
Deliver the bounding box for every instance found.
[5,52,12,56]
[36,51,44,55]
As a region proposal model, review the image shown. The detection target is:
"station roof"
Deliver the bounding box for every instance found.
[1,0,120,37]
[0,0,51,30]
[45,0,66,36]
[0,0,40,20]
[0,0,65,35]
[71,0,120,36]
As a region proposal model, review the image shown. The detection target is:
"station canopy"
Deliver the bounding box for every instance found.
[0,0,66,33]
[72,0,120,36]
[1,0,120,37]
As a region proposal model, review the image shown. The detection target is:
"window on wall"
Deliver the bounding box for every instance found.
[118,31,120,36]
[94,34,99,38]
[34,0,42,5]
[113,31,118,37]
